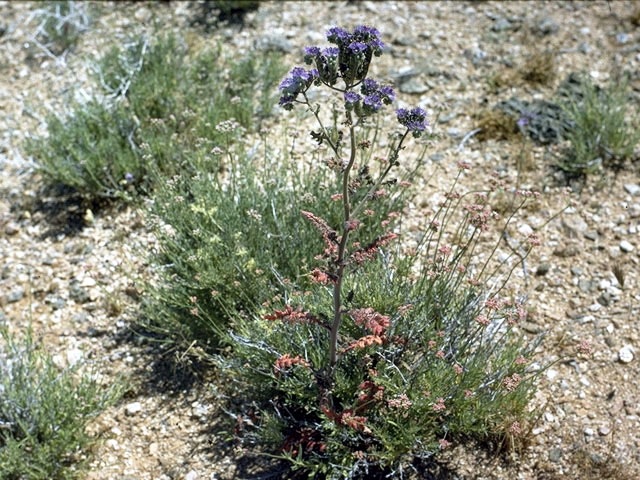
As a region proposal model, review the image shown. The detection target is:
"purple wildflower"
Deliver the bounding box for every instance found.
[344,91,361,104]
[354,25,381,38]
[380,85,395,103]
[364,93,382,112]
[326,27,351,44]
[396,107,428,136]
[125,172,134,183]
[304,46,321,56]
[362,78,379,94]
[323,47,340,58]
[348,41,368,54]
[279,67,317,110]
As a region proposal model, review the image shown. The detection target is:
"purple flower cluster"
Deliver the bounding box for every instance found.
[396,107,428,137]
[344,91,362,104]
[279,67,319,110]
[357,78,395,114]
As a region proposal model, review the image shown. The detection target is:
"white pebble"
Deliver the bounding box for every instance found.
[588,303,601,312]
[618,346,634,364]
[185,471,198,480]
[584,427,595,436]
[546,369,558,380]
[125,401,143,416]
[620,240,634,252]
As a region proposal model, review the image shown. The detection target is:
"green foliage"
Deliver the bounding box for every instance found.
[27,34,285,200]
[221,181,545,478]
[32,1,91,56]
[142,121,416,350]
[0,328,123,479]
[559,75,639,175]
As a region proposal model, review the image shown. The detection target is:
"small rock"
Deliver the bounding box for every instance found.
[553,244,579,258]
[536,264,550,276]
[437,112,456,124]
[149,442,159,455]
[624,184,640,196]
[518,223,533,236]
[5,222,19,235]
[0,309,6,323]
[549,448,563,462]
[399,77,430,94]
[584,427,595,436]
[584,231,598,241]
[571,266,583,277]
[578,42,592,54]
[589,303,602,312]
[544,412,555,422]
[533,17,558,36]
[106,438,120,450]
[70,285,90,303]
[125,402,143,416]
[618,345,634,364]
[598,425,611,436]
[66,348,83,366]
[6,287,24,303]
[429,153,444,162]
[185,471,198,480]
[616,32,630,45]
[620,240,634,253]
[492,17,513,32]
[45,295,66,310]
[562,216,588,237]
[446,128,461,138]
[546,369,558,380]
[71,312,88,323]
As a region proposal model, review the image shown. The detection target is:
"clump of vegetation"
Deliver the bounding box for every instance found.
[519,51,556,86]
[142,117,418,351]
[211,25,550,479]
[559,75,640,175]
[474,108,521,142]
[27,34,285,200]
[27,1,91,56]
[0,328,123,479]
[190,0,260,30]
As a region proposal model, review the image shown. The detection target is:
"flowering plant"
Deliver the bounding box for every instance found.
[221,26,547,478]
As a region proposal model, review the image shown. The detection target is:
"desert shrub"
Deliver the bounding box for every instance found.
[190,0,260,30]
[27,1,91,56]
[27,34,285,200]
[215,26,549,478]
[142,117,420,350]
[559,74,640,175]
[0,328,123,479]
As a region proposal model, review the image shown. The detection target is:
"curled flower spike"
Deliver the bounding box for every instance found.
[278,67,319,110]
[396,107,428,137]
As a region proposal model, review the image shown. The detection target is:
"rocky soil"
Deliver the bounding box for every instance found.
[1,1,639,479]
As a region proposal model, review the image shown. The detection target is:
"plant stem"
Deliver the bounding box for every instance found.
[329,110,357,369]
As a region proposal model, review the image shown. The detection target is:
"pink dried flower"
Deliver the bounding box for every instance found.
[345,219,361,231]
[453,364,463,375]
[485,297,502,310]
[464,389,473,398]
[274,354,310,376]
[577,340,592,355]
[190,296,197,303]
[475,314,489,326]
[509,421,521,436]
[310,268,331,285]
[211,290,219,297]
[515,355,528,365]
[190,307,199,316]
[438,245,452,256]
[432,397,446,412]
[373,189,387,199]
[398,181,412,188]
[457,161,471,170]
[439,438,452,449]
[363,209,375,216]
[428,340,437,350]
[330,193,343,201]
[435,350,445,359]
[387,394,412,409]
[397,304,414,315]
[527,233,541,247]
[503,373,522,392]
[350,307,390,335]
